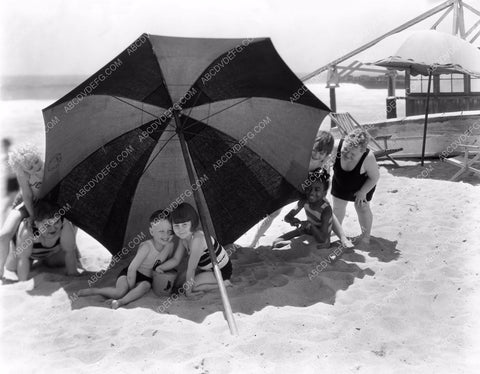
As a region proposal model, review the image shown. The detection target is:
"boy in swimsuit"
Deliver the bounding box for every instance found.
[5,200,79,281]
[331,129,380,245]
[158,203,232,298]
[0,144,44,279]
[78,210,176,309]
[272,171,332,249]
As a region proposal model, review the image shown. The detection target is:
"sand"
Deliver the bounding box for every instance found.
[1,159,480,374]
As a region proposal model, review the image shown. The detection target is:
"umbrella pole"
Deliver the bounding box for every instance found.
[421,70,433,166]
[175,113,239,336]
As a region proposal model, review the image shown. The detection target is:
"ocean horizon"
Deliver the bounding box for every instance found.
[0,76,405,154]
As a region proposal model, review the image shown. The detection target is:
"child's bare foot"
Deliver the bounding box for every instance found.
[78,288,94,296]
[340,236,354,248]
[224,279,233,287]
[111,300,122,309]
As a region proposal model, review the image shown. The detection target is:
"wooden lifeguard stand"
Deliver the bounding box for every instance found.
[303,0,480,119]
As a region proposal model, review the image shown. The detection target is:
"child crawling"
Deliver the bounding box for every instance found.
[272,171,332,249]
[78,210,177,309]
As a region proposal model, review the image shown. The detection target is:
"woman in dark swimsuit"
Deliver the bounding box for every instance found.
[331,129,380,245]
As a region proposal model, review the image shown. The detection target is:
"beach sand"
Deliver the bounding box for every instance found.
[1,159,480,373]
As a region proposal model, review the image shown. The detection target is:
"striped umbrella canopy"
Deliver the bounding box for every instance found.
[40,34,330,256]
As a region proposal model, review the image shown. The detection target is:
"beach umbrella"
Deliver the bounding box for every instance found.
[40,34,330,333]
[365,29,480,165]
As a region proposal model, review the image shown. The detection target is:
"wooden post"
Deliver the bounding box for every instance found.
[174,111,238,336]
[329,87,337,113]
[386,70,397,119]
[421,70,433,166]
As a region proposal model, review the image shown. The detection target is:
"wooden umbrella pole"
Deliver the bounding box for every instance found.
[421,70,433,166]
[175,111,238,336]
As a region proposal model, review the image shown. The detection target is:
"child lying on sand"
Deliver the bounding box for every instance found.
[78,210,177,309]
[156,203,232,297]
[273,171,332,250]
[5,199,79,281]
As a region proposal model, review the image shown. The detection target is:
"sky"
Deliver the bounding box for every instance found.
[0,0,479,78]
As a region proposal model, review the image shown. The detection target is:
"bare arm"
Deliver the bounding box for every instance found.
[355,152,380,203]
[59,219,79,275]
[16,221,34,281]
[284,200,305,226]
[155,239,185,272]
[126,243,149,288]
[17,171,35,217]
[185,235,205,296]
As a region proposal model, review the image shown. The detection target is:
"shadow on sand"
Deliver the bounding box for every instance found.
[382,159,480,186]
[56,234,400,323]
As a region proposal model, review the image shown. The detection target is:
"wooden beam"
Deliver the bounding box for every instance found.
[301,0,454,82]
[431,6,453,29]
[470,29,480,43]
[452,0,459,35]
[458,1,466,38]
[463,1,480,17]
[337,61,361,77]
[465,18,480,37]
[336,64,387,74]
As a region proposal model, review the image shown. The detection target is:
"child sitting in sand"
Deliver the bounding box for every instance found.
[156,202,232,297]
[0,144,44,279]
[331,129,380,245]
[78,210,176,309]
[250,131,352,248]
[273,171,332,249]
[5,200,79,281]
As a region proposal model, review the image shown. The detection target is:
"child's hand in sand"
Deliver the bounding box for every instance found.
[340,236,354,248]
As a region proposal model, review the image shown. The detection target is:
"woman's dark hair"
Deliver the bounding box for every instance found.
[171,203,199,231]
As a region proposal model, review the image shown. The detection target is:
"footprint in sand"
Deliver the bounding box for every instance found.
[269,274,289,287]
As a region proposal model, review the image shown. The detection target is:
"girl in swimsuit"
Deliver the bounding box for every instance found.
[331,129,380,245]
[157,203,232,298]
[0,144,44,279]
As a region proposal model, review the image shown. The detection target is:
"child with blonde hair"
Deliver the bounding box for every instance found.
[0,144,44,279]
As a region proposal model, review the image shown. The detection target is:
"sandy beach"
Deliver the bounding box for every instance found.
[1,159,479,373]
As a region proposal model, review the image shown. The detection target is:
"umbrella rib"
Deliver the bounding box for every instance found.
[182,97,252,133]
[140,132,178,177]
[112,96,177,131]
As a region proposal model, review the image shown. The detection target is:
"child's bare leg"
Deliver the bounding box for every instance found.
[113,281,151,309]
[272,228,302,249]
[249,209,281,247]
[0,209,22,278]
[354,201,373,244]
[332,196,348,224]
[191,271,223,293]
[78,276,129,298]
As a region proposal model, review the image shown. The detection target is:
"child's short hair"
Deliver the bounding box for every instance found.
[171,203,199,231]
[33,200,61,222]
[149,209,171,225]
[345,129,370,150]
[313,131,334,155]
[8,143,42,173]
[306,169,330,192]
